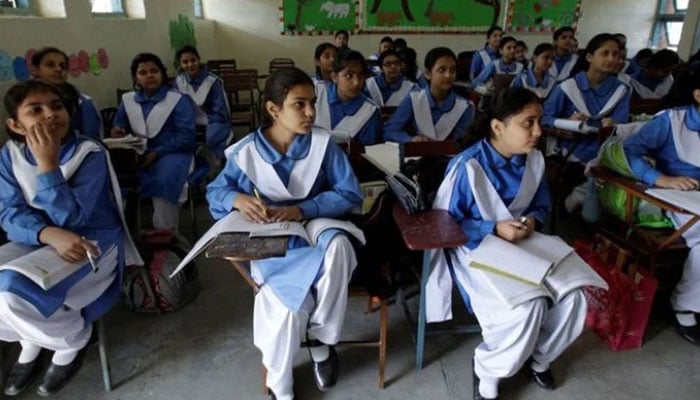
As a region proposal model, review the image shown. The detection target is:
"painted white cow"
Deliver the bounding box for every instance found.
[320,1,350,19]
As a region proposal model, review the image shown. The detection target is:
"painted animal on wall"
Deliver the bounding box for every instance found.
[376,11,402,27]
[320,1,350,19]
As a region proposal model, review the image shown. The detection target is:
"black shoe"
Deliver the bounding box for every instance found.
[528,361,555,390]
[269,389,295,400]
[4,360,40,396]
[312,345,338,391]
[35,355,85,397]
[674,320,700,345]
[472,358,498,400]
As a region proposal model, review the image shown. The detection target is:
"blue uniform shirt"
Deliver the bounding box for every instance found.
[469,46,498,81]
[472,59,520,87]
[323,83,382,145]
[363,73,412,105]
[443,139,551,250]
[70,93,102,140]
[624,105,700,185]
[383,87,474,143]
[510,65,556,99]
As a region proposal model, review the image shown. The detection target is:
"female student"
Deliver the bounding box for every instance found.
[543,33,631,163]
[314,50,382,145]
[0,80,140,396]
[312,42,337,86]
[470,26,503,81]
[384,47,474,143]
[426,88,587,400]
[511,43,556,100]
[364,49,415,107]
[207,67,364,400]
[175,45,231,162]
[471,36,524,89]
[30,47,102,139]
[622,70,700,345]
[549,27,579,82]
[112,53,197,232]
[628,49,680,99]
[515,40,529,68]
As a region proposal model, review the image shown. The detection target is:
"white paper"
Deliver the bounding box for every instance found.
[469,234,555,285]
[645,189,700,216]
[552,119,599,135]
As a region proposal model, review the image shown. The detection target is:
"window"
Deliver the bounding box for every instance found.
[0,0,31,15]
[91,0,123,15]
[194,0,203,18]
[650,0,688,50]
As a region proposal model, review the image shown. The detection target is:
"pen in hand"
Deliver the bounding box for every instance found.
[252,187,269,220]
[82,236,99,273]
[518,216,528,230]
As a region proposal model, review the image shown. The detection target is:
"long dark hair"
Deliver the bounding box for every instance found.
[570,33,620,76]
[398,47,419,83]
[469,87,540,140]
[313,42,336,77]
[4,80,76,142]
[260,67,314,128]
[662,68,700,108]
[129,53,168,88]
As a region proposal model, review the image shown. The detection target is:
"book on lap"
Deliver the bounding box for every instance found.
[171,211,365,277]
[0,242,116,290]
[469,233,607,308]
[645,188,700,216]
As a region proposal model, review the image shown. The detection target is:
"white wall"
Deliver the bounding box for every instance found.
[0,0,217,118]
[204,0,657,75]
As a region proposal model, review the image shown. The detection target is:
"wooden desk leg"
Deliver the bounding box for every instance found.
[415,249,431,370]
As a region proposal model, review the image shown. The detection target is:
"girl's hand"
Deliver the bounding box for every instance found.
[267,206,304,222]
[25,121,59,173]
[39,227,98,263]
[570,111,588,121]
[600,117,616,128]
[110,127,127,138]
[140,152,158,168]
[495,219,529,242]
[411,135,429,142]
[655,175,700,191]
[234,194,269,223]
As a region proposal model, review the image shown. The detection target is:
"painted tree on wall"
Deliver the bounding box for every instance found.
[473,0,500,26]
[293,0,311,29]
[370,0,415,21]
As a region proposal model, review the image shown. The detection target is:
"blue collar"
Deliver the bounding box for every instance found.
[328,83,368,114]
[480,138,526,168]
[376,73,404,90]
[424,87,457,113]
[183,69,210,85]
[631,69,661,88]
[525,65,553,87]
[555,53,574,62]
[134,86,169,103]
[498,59,519,73]
[483,45,498,56]
[573,72,622,96]
[685,105,700,131]
[253,128,311,164]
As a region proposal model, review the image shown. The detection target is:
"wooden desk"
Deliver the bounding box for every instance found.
[391,203,477,370]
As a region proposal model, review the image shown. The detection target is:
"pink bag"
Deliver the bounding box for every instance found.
[575,239,658,351]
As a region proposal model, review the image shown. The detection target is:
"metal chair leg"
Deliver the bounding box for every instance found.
[96,319,112,392]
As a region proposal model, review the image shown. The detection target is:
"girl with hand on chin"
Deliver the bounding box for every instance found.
[207,67,363,400]
[427,88,587,400]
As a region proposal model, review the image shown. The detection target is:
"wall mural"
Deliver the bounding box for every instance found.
[0,48,110,81]
[169,14,197,67]
[506,0,582,33]
[281,0,358,35]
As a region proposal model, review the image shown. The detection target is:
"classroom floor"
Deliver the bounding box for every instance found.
[2,203,698,400]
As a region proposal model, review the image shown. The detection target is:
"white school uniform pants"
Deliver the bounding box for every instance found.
[451,261,586,381]
[670,212,700,313]
[152,182,189,231]
[251,235,357,398]
[0,260,117,352]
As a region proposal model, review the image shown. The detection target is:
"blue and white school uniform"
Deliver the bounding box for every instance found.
[207,128,363,398]
[0,134,141,354]
[628,69,674,99]
[426,140,585,397]
[175,69,232,159]
[364,73,415,107]
[549,53,579,82]
[510,65,557,99]
[542,72,631,162]
[383,87,474,143]
[113,86,197,230]
[70,92,103,140]
[314,82,382,145]
[470,45,499,81]
[471,58,523,88]
[624,106,700,313]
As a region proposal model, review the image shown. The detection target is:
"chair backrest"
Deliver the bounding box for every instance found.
[268,58,295,75]
[493,74,516,96]
[116,88,131,104]
[100,107,118,134]
[456,50,475,82]
[630,98,663,116]
[380,106,398,123]
[207,59,237,79]
[399,140,460,171]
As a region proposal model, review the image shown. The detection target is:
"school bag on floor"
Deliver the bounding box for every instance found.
[121,230,198,313]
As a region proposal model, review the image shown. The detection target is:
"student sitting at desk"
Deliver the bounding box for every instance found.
[384,47,474,143]
[471,36,524,90]
[0,81,141,396]
[112,53,197,233]
[427,88,587,400]
[312,42,337,86]
[314,50,382,145]
[622,69,700,344]
[549,27,579,82]
[30,47,103,139]
[470,26,503,81]
[543,33,631,163]
[175,45,231,164]
[364,49,415,107]
[511,43,556,100]
[207,67,363,400]
[367,36,393,75]
[628,49,680,100]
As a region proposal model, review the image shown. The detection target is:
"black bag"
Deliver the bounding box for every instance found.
[386,172,424,214]
[388,155,451,214]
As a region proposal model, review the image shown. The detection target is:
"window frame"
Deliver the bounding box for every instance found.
[194,0,203,19]
[649,0,687,50]
[91,0,124,17]
[0,0,32,16]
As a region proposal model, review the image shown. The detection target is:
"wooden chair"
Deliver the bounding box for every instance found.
[380,106,397,123]
[115,88,131,105]
[630,98,664,116]
[206,59,236,79]
[398,140,460,172]
[492,73,516,96]
[220,69,258,131]
[268,57,295,76]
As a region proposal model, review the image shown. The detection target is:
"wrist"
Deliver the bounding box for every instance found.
[36,160,59,173]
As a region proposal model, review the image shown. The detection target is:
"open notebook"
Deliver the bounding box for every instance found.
[469,233,608,308]
[645,189,700,216]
